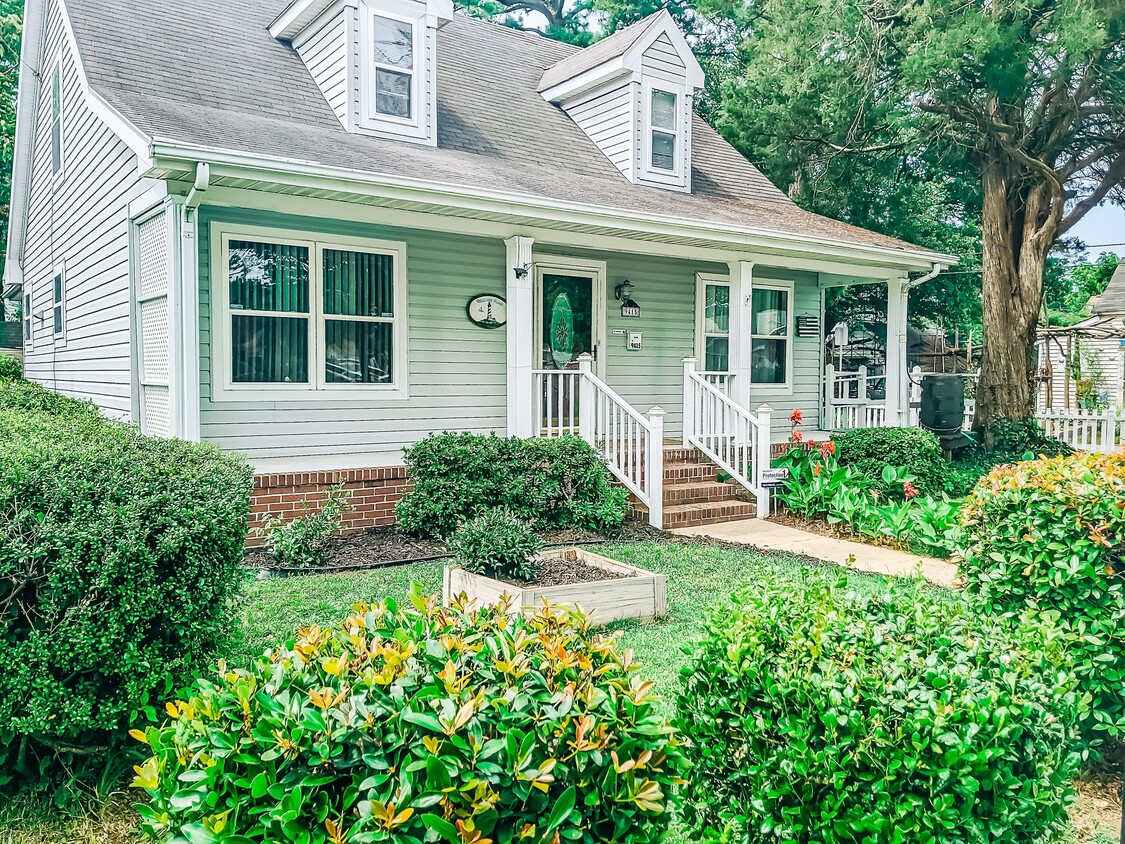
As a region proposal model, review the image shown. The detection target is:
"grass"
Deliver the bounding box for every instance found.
[1,538,1115,842]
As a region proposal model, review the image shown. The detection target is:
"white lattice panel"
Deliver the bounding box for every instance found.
[137,213,169,300]
[142,386,170,437]
[140,297,170,385]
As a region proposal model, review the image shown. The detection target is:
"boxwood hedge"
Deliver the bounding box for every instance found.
[0,379,253,792]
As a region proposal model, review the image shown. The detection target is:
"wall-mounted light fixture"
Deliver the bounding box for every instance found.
[614,278,635,301]
[513,263,532,279]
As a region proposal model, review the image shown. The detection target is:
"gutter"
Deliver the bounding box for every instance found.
[148,141,959,272]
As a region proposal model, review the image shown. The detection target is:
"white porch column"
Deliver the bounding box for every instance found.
[505,235,535,438]
[727,260,755,412]
[884,275,909,426]
[176,199,201,442]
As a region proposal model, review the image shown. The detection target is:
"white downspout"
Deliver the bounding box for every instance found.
[897,263,944,426]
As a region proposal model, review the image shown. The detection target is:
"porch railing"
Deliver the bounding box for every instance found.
[824,364,888,430]
[682,358,772,517]
[532,355,664,528]
[1035,407,1125,453]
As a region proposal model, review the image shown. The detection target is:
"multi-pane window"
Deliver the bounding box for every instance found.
[52,271,64,337]
[701,282,729,371]
[50,66,62,175]
[222,231,401,394]
[650,89,678,171]
[22,288,31,344]
[371,14,414,120]
[750,286,790,385]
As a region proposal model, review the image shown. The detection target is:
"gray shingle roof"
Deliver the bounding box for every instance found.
[62,0,937,255]
[537,13,659,91]
[1092,263,1125,316]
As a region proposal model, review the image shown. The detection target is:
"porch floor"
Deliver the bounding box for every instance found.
[672,519,957,586]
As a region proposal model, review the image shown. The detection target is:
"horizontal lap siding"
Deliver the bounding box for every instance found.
[21,0,147,417]
[639,33,685,83]
[565,83,633,179]
[197,207,508,468]
[295,11,351,128]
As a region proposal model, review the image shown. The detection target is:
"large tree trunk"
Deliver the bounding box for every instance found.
[972,155,1057,441]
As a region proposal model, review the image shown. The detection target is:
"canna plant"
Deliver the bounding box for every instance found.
[130,584,685,844]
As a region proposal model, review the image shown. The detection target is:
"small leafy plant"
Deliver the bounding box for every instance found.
[0,355,21,380]
[959,450,1125,736]
[677,571,1086,844]
[449,507,542,582]
[131,585,685,844]
[257,481,352,568]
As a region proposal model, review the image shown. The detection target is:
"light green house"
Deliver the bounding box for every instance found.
[4,0,953,528]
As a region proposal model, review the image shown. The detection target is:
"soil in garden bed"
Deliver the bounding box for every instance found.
[769,508,910,552]
[245,520,664,572]
[503,551,635,589]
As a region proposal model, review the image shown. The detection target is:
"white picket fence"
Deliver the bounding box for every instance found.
[1035,408,1125,453]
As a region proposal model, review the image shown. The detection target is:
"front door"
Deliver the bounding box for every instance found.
[539,273,598,372]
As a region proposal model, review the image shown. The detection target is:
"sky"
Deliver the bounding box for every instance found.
[1068,202,1124,260]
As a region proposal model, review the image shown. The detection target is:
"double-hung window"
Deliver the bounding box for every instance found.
[649,88,678,172]
[750,284,792,386]
[52,269,64,339]
[22,287,32,346]
[50,65,62,176]
[370,13,415,120]
[698,279,730,371]
[217,226,404,399]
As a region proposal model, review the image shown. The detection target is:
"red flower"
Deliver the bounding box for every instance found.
[789,409,803,425]
[903,481,919,499]
[819,441,837,458]
[813,464,823,476]
[791,431,804,443]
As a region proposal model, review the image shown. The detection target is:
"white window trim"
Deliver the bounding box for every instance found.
[362,7,421,129]
[694,273,730,372]
[210,222,409,403]
[51,263,66,345]
[640,78,685,183]
[749,278,795,392]
[49,62,63,181]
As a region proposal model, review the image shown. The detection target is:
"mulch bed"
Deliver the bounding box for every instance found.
[769,508,909,551]
[503,551,633,588]
[245,520,664,573]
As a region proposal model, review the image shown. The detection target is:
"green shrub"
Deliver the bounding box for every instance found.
[257,481,352,568]
[0,355,22,380]
[959,450,1125,736]
[985,418,1073,460]
[450,507,542,581]
[397,433,626,538]
[132,585,685,844]
[0,379,253,794]
[833,427,947,497]
[677,572,1085,844]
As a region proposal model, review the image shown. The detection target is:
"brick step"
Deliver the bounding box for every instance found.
[663,481,745,505]
[660,500,756,529]
[663,462,717,484]
[662,446,706,464]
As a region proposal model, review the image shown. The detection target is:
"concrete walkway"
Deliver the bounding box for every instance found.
[673,518,959,587]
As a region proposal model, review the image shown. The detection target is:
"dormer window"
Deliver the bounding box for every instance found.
[371,14,415,121]
[648,88,678,172]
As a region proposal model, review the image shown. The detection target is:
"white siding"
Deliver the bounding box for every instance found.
[294,8,352,129]
[640,32,685,83]
[1038,327,1125,410]
[20,0,149,417]
[565,82,635,180]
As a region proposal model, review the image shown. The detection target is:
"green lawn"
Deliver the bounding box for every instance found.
[231,539,899,716]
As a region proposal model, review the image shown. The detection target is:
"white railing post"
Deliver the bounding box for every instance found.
[857,365,869,428]
[646,406,665,529]
[755,403,772,518]
[682,358,697,445]
[577,353,594,444]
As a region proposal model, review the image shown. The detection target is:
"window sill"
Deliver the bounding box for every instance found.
[210,383,410,403]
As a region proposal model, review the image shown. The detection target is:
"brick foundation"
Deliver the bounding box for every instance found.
[248,466,411,546]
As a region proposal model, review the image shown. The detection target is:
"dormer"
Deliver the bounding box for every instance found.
[539,11,704,192]
[270,0,453,145]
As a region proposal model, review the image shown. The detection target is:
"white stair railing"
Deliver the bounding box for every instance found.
[532,355,664,528]
[682,358,772,517]
[824,364,887,430]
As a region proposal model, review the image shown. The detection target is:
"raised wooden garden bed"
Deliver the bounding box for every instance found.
[442,547,667,624]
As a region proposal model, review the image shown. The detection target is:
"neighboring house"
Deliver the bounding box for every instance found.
[1038,263,1125,410]
[4,0,953,530]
